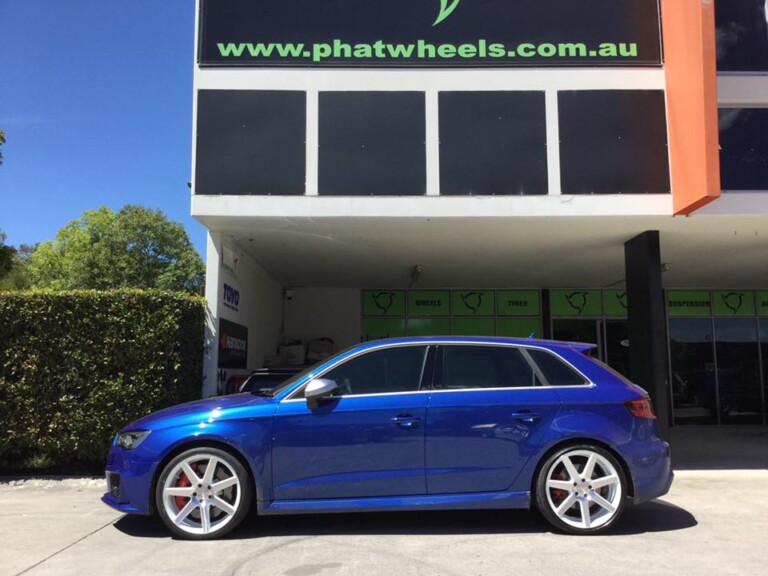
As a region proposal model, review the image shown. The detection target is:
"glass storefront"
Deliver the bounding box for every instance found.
[669,318,717,425]
[669,291,768,426]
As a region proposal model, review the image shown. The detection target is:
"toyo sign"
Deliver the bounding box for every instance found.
[199,0,662,68]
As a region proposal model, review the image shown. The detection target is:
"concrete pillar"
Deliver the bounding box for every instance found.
[624,231,671,441]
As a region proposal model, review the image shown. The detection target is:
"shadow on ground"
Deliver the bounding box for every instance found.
[113,499,696,540]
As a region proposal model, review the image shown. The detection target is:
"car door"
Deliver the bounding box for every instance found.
[271,344,432,500]
[425,344,561,494]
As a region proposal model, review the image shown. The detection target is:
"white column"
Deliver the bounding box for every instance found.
[203,230,223,397]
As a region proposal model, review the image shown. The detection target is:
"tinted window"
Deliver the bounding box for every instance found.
[719,109,768,190]
[527,349,588,386]
[318,92,426,196]
[439,92,547,196]
[440,346,539,390]
[715,0,768,72]
[319,346,427,396]
[196,90,306,195]
[559,90,670,194]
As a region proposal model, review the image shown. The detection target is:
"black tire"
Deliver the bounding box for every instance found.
[155,446,252,540]
[535,444,627,535]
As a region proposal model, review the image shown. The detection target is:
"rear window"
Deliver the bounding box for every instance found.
[527,349,588,386]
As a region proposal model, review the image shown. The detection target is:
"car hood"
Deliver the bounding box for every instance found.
[123,393,277,431]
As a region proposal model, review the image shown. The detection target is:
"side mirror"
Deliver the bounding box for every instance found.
[304,378,338,409]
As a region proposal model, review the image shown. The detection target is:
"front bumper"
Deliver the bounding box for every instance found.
[101,445,158,516]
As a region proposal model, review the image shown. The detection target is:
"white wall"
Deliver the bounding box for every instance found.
[283,287,361,354]
[204,239,283,396]
[218,247,284,370]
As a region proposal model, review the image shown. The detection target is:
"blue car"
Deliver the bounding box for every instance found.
[103,337,672,539]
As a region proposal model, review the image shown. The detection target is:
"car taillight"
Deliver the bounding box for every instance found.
[625,398,656,419]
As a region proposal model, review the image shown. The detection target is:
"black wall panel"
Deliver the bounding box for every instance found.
[319,92,426,196]
[196,90,306,196]
[559,90,670,195]
[439,92,547,196]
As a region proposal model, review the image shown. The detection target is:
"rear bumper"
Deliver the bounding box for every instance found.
[629,439,673,504]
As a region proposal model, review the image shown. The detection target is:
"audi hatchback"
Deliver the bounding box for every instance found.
[103,337,672,539]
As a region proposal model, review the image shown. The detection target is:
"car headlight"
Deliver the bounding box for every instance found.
[115,430,151,450]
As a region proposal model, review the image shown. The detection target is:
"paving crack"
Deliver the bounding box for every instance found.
[13,517,119,576]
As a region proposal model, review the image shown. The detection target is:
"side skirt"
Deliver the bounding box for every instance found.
[259,490,530,515]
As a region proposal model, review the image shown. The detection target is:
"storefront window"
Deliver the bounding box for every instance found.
[714,318,763,424]
[719,109,768,190]
[715,1,768,72]
[669,318,717,425]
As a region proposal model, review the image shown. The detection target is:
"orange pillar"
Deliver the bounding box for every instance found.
[661,0,721,215]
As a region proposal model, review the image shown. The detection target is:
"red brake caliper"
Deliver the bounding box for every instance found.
[551,470,567,502]
[174,463,199,509]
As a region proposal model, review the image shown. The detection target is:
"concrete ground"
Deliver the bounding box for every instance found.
[2,426,767,576]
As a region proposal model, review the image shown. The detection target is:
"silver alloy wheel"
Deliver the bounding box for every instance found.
[161,453,242,536]
[544,448,623,530]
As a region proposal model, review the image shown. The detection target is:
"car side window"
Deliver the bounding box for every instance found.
[527,349,588,386]
[440,345,540,390]
[318,345,428,396]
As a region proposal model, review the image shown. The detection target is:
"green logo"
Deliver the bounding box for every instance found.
[460,291,485,314]
[721,292,745,315]
[433,0,461,26]
[565,291,590,314]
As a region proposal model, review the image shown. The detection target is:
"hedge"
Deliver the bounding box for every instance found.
[0,290,205,470]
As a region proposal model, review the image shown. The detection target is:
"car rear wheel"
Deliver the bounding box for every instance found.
[535,445,627,535]
[155,447,252,540]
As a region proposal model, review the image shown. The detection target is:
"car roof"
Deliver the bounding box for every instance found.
[357,336,597,354]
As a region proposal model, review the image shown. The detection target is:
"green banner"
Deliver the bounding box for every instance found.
[603,290,628,318]
[408,291,450,316]
[362,290,406,316]
[451,290,495,316]
[452,318,496,336]
[361,318,406,341]
[712,291,756,317]
[758,292,768,317]
[551,290,602,317]
[667,291,711,317]
[497,318,542,338]
[497,290,540,316]
[407,318,451,336]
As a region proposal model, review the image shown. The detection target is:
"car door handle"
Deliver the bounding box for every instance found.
[511,411,541,424]
[391,415,421,429]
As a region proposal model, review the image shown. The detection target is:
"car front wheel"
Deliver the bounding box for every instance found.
[155,447,252,540]
[535,445,627,535]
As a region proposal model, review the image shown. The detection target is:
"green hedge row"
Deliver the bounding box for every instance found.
[0,290,205,470]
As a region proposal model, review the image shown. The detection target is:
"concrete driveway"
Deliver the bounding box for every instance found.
[2,427,767,576]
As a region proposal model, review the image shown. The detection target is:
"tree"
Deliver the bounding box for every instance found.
[0,231,32,291]
[0,130,5,166]
[0,231,14,277]
[27,205,204,293]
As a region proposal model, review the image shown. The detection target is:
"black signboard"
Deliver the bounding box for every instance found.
[218,318,248,369]
[199,0,662,68]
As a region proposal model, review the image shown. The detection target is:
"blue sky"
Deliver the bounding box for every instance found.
[0,0,207,256]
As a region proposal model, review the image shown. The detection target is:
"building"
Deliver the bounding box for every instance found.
[191,0,768,431]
